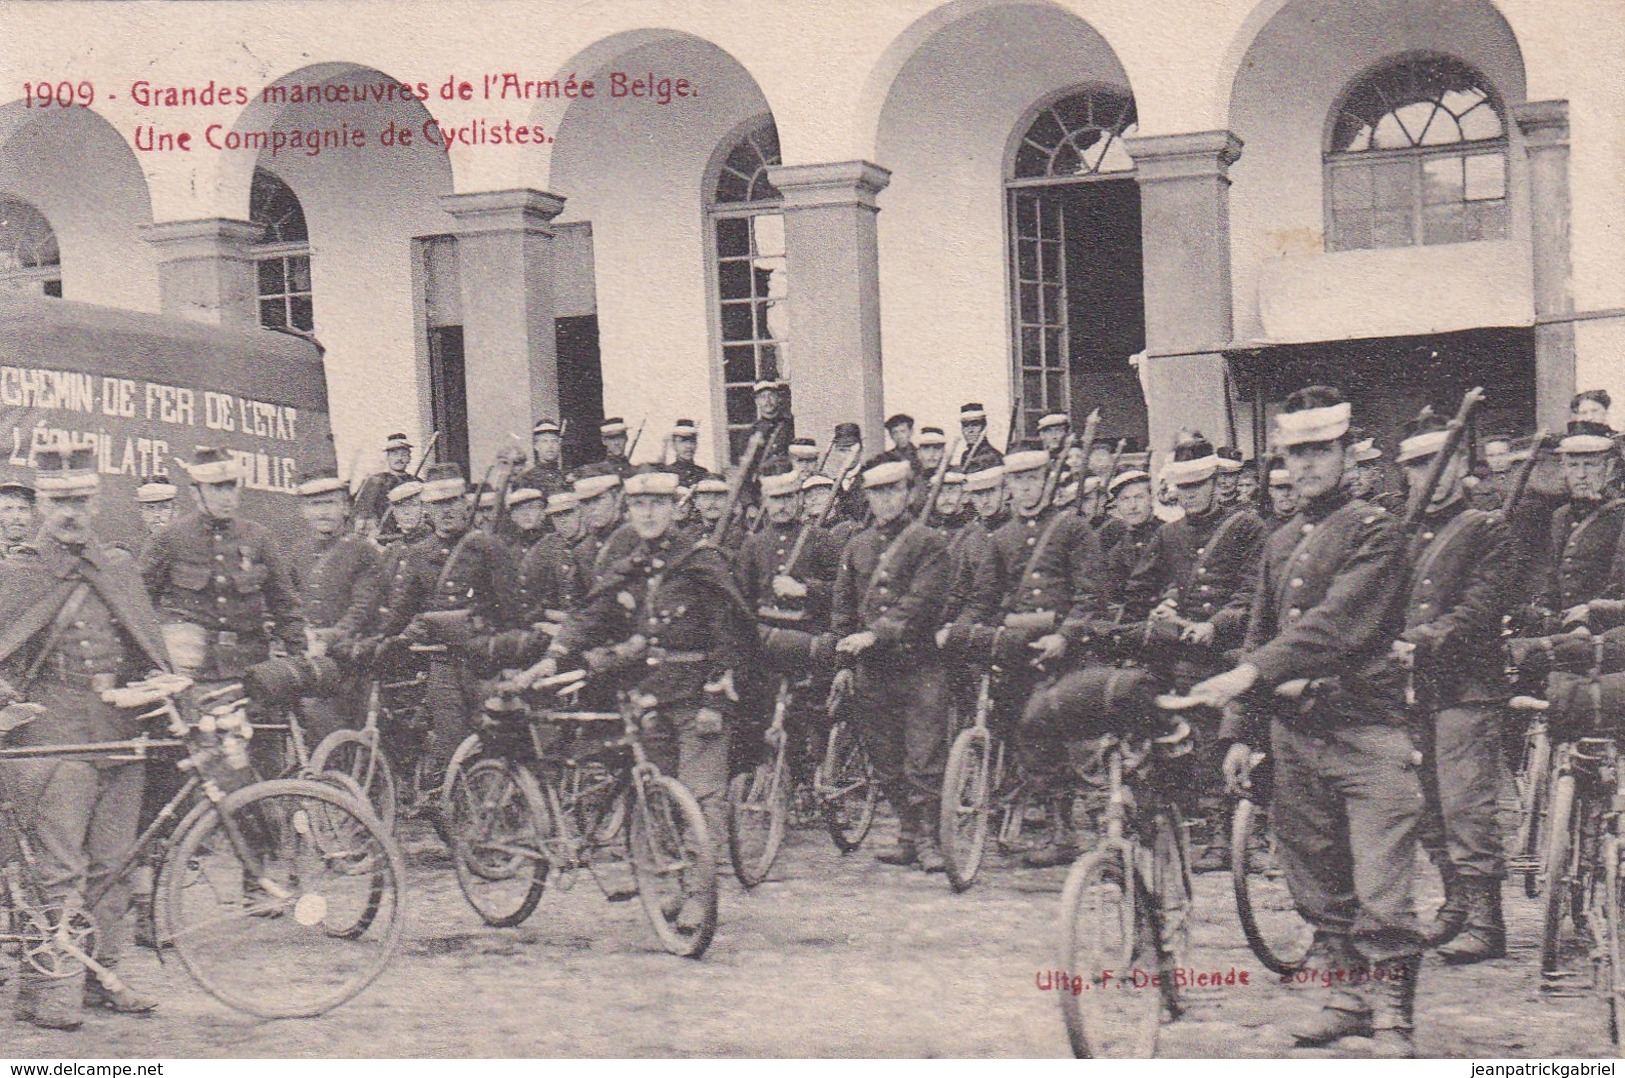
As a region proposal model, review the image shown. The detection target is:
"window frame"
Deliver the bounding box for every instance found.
[1321,53,1511,253]
[0,196,63,298]
[702,114,788,465]
[250,168,314,332]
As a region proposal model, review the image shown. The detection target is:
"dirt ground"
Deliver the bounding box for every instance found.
[1,812,1617,1058]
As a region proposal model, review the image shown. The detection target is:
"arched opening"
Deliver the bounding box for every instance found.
[0,196,61,297]
[249,167,312,331]
[1005,86,1145,440]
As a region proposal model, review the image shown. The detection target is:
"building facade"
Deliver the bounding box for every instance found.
[3,0,1620,476]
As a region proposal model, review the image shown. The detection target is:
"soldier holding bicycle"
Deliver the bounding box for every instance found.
[0,447,171,1028]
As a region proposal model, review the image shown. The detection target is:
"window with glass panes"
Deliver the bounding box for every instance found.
[709,117,788,462]
[1006,88,1136,438]
[1325,55,1508,252]
[0,197,62,297]
[250,168,314,332]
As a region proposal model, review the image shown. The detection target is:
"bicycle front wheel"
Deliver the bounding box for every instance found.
[1057,843,1164,1058]
[727,738,790,889]
[1230,797,1311,974]
[818,720,877,853]
[1602,835,1625,1046]
[1518,723,1554,899]
[159,777,406,1018]
[1541,771,1579,977]
[310,729,398,835]
[629,775,717,959]
[447,758,552,927]
[939,726,995,892]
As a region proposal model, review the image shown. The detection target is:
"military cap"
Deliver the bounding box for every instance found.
[388,480,424,504]
[383,432,413,452]
[761,471,803,498]
[959,402,988,423]
[1215,445,1245,473]
[573,472,622,499]
[672,418,699,438]
[693,473,729,495]
[862,460,911,488]
[546,491,580,514]
[419,462,467,503]
[507,487,544,508]
[599,417,628,438]
[1037,413,1069,432]
[1164,430,1220,487]
[295,465,348,498]
[964,466,1003,492]
[34,446,98,495]
[134,481,175,504]
[1559,420,1616,455]
[178,445,242,486]
[916,427,947,447]
[788,437,819,460]
[531,419,561,436]
[801,473,835,491]
[624,466,680,497]
[1108,469,1151,496]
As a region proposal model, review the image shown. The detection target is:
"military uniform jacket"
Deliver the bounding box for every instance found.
[1100,518,1159,609]
[1402,499,1513,705]
[290,532,383,637]
[354,469,413,530]
[378,527,511,636]
[515,461,567,501]
[0,537,171,743]
[140,514,305,651]
[1540,497,1625,611]
[518,532,577,622]
[832,517,950,651]
[961,506,1106,644]
[736,520,839,629]
[570,523,619,605]
[958,439,1005,474]
[553,528,756,704]
[1240,491,1409,728]
[1125,505,1265,646]
[944,513,1003,623]
[665,459,709,490]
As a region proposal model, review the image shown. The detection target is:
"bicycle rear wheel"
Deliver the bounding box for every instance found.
[629,775,717,959]
[818,720,877,853]
[447,758,551,927]
[310,730,397,835]
[1230,797,1312,974]
[727,736,790,890]
[1517,723,1554,899]
[159,777,406,1018]
[1602,835,1625,1046]
[1541,771,1579,977]
[1057,843,1164,1058]
[939,726,995,892]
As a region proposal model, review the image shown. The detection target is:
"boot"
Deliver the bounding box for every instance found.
[915,798,946,873]
[14,969,85,1031]
[1437,877,1507,965]
[1023,796,1079,868]
[1425,862,1468,947]
[85,965,158,1014]
[875,802,920,866]
[1366,954,1422,1058]
[1289,933,1372,1045]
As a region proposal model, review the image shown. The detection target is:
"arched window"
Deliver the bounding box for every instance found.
[708,117,788,462]
[0,197,62,297]
[250,167,313,331]
[1006,87,1144,439]
[1325,55,1508,251]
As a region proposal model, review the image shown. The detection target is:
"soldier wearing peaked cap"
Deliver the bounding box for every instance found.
[133,480,177,539]
[750,380,795,464]
[664,418,710,491]
[598,418,635,479]
[956,402,1004,472]
[1,446,171,1027]
[569,467,627,597]
[353,432,417,539]
[885,414,920,477]
[942,466,1006,625]
[0,475,36,558]
[1097,468,1157,608]
[516,491,584,625]
[737,467,841,631]
[1183,386,1422,1056]
[1534,420,1625,629]
[140,446,305,684]
[832,457,954,872]
[1215,445,1245,506]
[516,418,568,501]
[1389,409,1516,966]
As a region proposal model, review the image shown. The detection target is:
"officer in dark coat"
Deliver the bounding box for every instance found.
[289,465,383,743]
[1391,411,1516,965]
[0,447,170,1026]
[598,418,635,479]
[1183,386,1421,1057]
[750,380,795,463]
[568,469,625,598]
[737,467,841,630]
[1536,421,1625,626]
[832,458,952,871]
[958,445,1108,867]
[664,418,710,491]
[141,447,305,683]
[517,492,583,624]
[956,402,1005,472]
[515,419,568,501]
[1097,469,1157,608]
[353,433,416,539]
[526,466,756,928]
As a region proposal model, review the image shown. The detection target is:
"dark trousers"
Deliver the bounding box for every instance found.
[853,650,949,818]
[641,704,730,855]
[1271,719,1426,962]
[1418,703,1506,879]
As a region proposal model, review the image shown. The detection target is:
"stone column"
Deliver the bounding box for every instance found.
[440,188,567,470]
[1124,131,1243,460]
[143,219,263,327]
[1512,100,1575,428]
[765,161,890,450]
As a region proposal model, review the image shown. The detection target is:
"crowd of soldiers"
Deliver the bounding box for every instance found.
[5,371,1624,1057]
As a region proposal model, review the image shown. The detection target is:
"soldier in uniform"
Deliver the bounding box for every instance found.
[665,419,710,491]
[688,473,731,539]
[0,477,37,557]
[1182,386,1421,1057]
[352,433,416,539]
[959,445,1108,866]
[141,447,305,685]
[737,468,841,629]
[569,470,626,598]
[928,472,970,532]
[957,402,1005,472]
[1215,446,1245,507]
[289,465,383,743]
[516,419,568,500]
[377,479,427,582]
[885,414,920,477]
[832,458,952,871]
[1266,456,1298,523]
[598,418,635,479]
[1572,388,1613,428]
[800,474,856,548]
[942,466,1005,623]
[1037,414,1070,460]
[524,467,756,925]
[786,437,821,487]
[134,481,177,539]
[1097,469,1156,608]
[1391,411,1516,965]
[1532,421,1625,630]
[516,492,583,625]
[750,380,795,462]
[0,447,171,1027]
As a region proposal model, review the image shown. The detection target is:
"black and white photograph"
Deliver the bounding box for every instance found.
[0,0,1621,1061]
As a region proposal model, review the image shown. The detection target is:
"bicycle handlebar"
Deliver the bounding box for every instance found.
[1509,695,1551,712]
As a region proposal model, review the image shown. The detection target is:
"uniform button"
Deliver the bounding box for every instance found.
[1290,578,1303,587]
[1421,578,1432,587]
[1032,588,1042,596]
[1287,607,1302,619]
[1026,538,1035,546]
[216,596,227,603]
[1301,524,1314,535]
[1196,567,1207,576]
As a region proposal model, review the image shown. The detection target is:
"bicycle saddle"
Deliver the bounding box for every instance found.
[101,673,195,709]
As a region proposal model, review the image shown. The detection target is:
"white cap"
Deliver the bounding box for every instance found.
[1003,450,1049,475]
[862,460,911,489]
[624,470,680,496]
[388,480,424,504]
[573,473,622,499]
[1274,402,1352,447]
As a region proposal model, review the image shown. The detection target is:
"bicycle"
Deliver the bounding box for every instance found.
[0,673,406,1018]
[441,669,720,958]
[1055,716,1193,1058]
[1227,750,1313,975]
[727,676,801,888]
[814,667,879,853]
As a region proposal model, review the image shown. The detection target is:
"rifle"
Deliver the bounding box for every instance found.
[916,435,964,525]
[784,437,863,577]
[412,430,441,478]
[626,417,647,464]
[712,430,767,547]
[1403,386,1485,529]
[1502,429,1548,517]
[1004,398,1022,454]
[1092,437,1128,519]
